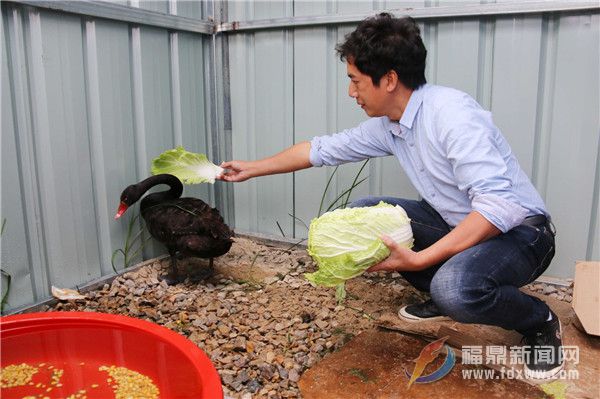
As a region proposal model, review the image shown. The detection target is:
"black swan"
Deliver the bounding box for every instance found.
[114,174,233,284]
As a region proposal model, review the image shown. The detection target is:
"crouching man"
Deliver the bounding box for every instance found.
[218,13,562,379]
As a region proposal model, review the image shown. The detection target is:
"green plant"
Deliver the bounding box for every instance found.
[318,159,370,216]
[1,219,10,314]
[276,160,370,238]
[348,368,371,383]
[0,269,10,314]
[111,213,151,272]
[332,327,355,343]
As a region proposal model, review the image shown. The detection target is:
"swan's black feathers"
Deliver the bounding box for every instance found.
[141,197,233,258]
[119,174,233,262]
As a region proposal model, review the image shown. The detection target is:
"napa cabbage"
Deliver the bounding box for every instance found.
[151,146,223,184]
[305,202,414,300]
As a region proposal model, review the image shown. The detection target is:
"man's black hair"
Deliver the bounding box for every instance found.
[336,13,427,90]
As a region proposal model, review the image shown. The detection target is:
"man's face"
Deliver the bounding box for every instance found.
[346,61,388,117]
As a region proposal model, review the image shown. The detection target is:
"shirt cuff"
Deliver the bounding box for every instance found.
[309,136,324,167]
[472,193,529,233]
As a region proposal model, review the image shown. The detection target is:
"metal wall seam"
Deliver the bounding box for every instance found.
[532,14,559,197]
[285,28,295,238]
[247,33,258,232]
[476,18,494,110]
[169,34,183,147]
[201,0,218,209]
[129,26,147,184]
[23,7,53,296]
[588,132,600,260]
[82,19,111,276]
[8,0,598,36]
[212,1,234,221]
[168,0,182,147]
[217,1,600,33]
[6,0,214,34]
[202,37,216,208]
[213,32,235,225]
[327,26,340,206]
[219,31,235,227]
[5,5,46,301]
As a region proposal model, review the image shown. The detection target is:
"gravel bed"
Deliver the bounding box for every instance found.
[524,280,574,302]
[42,237,574,398]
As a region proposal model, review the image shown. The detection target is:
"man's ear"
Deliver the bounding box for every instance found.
[386,70,399,92]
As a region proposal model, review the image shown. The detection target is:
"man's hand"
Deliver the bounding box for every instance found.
[366,235,424,272]
[217,141,313,183]
[218,160,256,182]
[368,211,502,274]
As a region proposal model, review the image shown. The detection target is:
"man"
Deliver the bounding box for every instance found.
[218,13,562,379]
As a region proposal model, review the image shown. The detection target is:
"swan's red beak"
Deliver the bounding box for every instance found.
[114,202,128,219]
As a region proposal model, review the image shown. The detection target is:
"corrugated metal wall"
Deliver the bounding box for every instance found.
[1,1,215,311]
[1,0,599,313]
[227,1,600,279]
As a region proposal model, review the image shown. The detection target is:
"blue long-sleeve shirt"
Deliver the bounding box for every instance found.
[309,83,548,233]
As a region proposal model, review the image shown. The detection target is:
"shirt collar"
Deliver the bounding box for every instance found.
[399,83,426,130]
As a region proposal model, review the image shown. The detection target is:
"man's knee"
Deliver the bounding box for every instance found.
[349,196,416,209]
[430,268,495,320]
[348,196,380,208]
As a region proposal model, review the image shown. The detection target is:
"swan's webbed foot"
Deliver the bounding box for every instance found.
[160,252,183,285]
[159,272,185,285]
[188,258,214,283]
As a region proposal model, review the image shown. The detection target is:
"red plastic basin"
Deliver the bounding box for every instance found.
[0,312,222,398]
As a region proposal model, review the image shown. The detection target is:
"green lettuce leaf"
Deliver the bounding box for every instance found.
[305,201,414,288]
[151,146,223,184]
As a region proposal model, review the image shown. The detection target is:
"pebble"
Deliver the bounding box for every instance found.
[543,286,558,295]
[288,369,301,383]
[47,238,576,399]
[315,319,329,329]
[527,281,573,302]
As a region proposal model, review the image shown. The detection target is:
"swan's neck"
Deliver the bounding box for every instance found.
[138,174,183,210]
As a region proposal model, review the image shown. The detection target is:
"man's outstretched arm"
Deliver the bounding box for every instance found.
[218,141,312,182]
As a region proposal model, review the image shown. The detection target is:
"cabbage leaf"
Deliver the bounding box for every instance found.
[305,202,414,291]
[151,146,223,184]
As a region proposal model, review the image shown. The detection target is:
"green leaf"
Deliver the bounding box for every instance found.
[325,176,369,213]
[342,159,369,208]
[1,269,11,314]
[318,166,339,216]
[111,249,126,273]
[151,146,223,184]
[275,221,286,237]
[335,284,347,305]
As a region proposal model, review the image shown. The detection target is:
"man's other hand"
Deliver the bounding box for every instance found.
[367,235,424,272]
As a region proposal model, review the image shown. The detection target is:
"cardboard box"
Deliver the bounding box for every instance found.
[572,261,600,336]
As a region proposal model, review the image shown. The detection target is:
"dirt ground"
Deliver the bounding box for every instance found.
[45,235,578,398]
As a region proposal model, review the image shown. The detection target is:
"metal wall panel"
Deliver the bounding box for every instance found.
[2,0,598,315]
[1,2,212,312]
[227,2,599,278]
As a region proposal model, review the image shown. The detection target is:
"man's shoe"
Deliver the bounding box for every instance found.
[398,299,451,322]
[523,310,564,379]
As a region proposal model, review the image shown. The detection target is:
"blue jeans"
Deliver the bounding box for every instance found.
[350,197,556,335]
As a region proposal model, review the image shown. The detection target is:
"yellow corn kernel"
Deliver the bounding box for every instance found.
[0,363,39,388]
[99,365,159,399]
